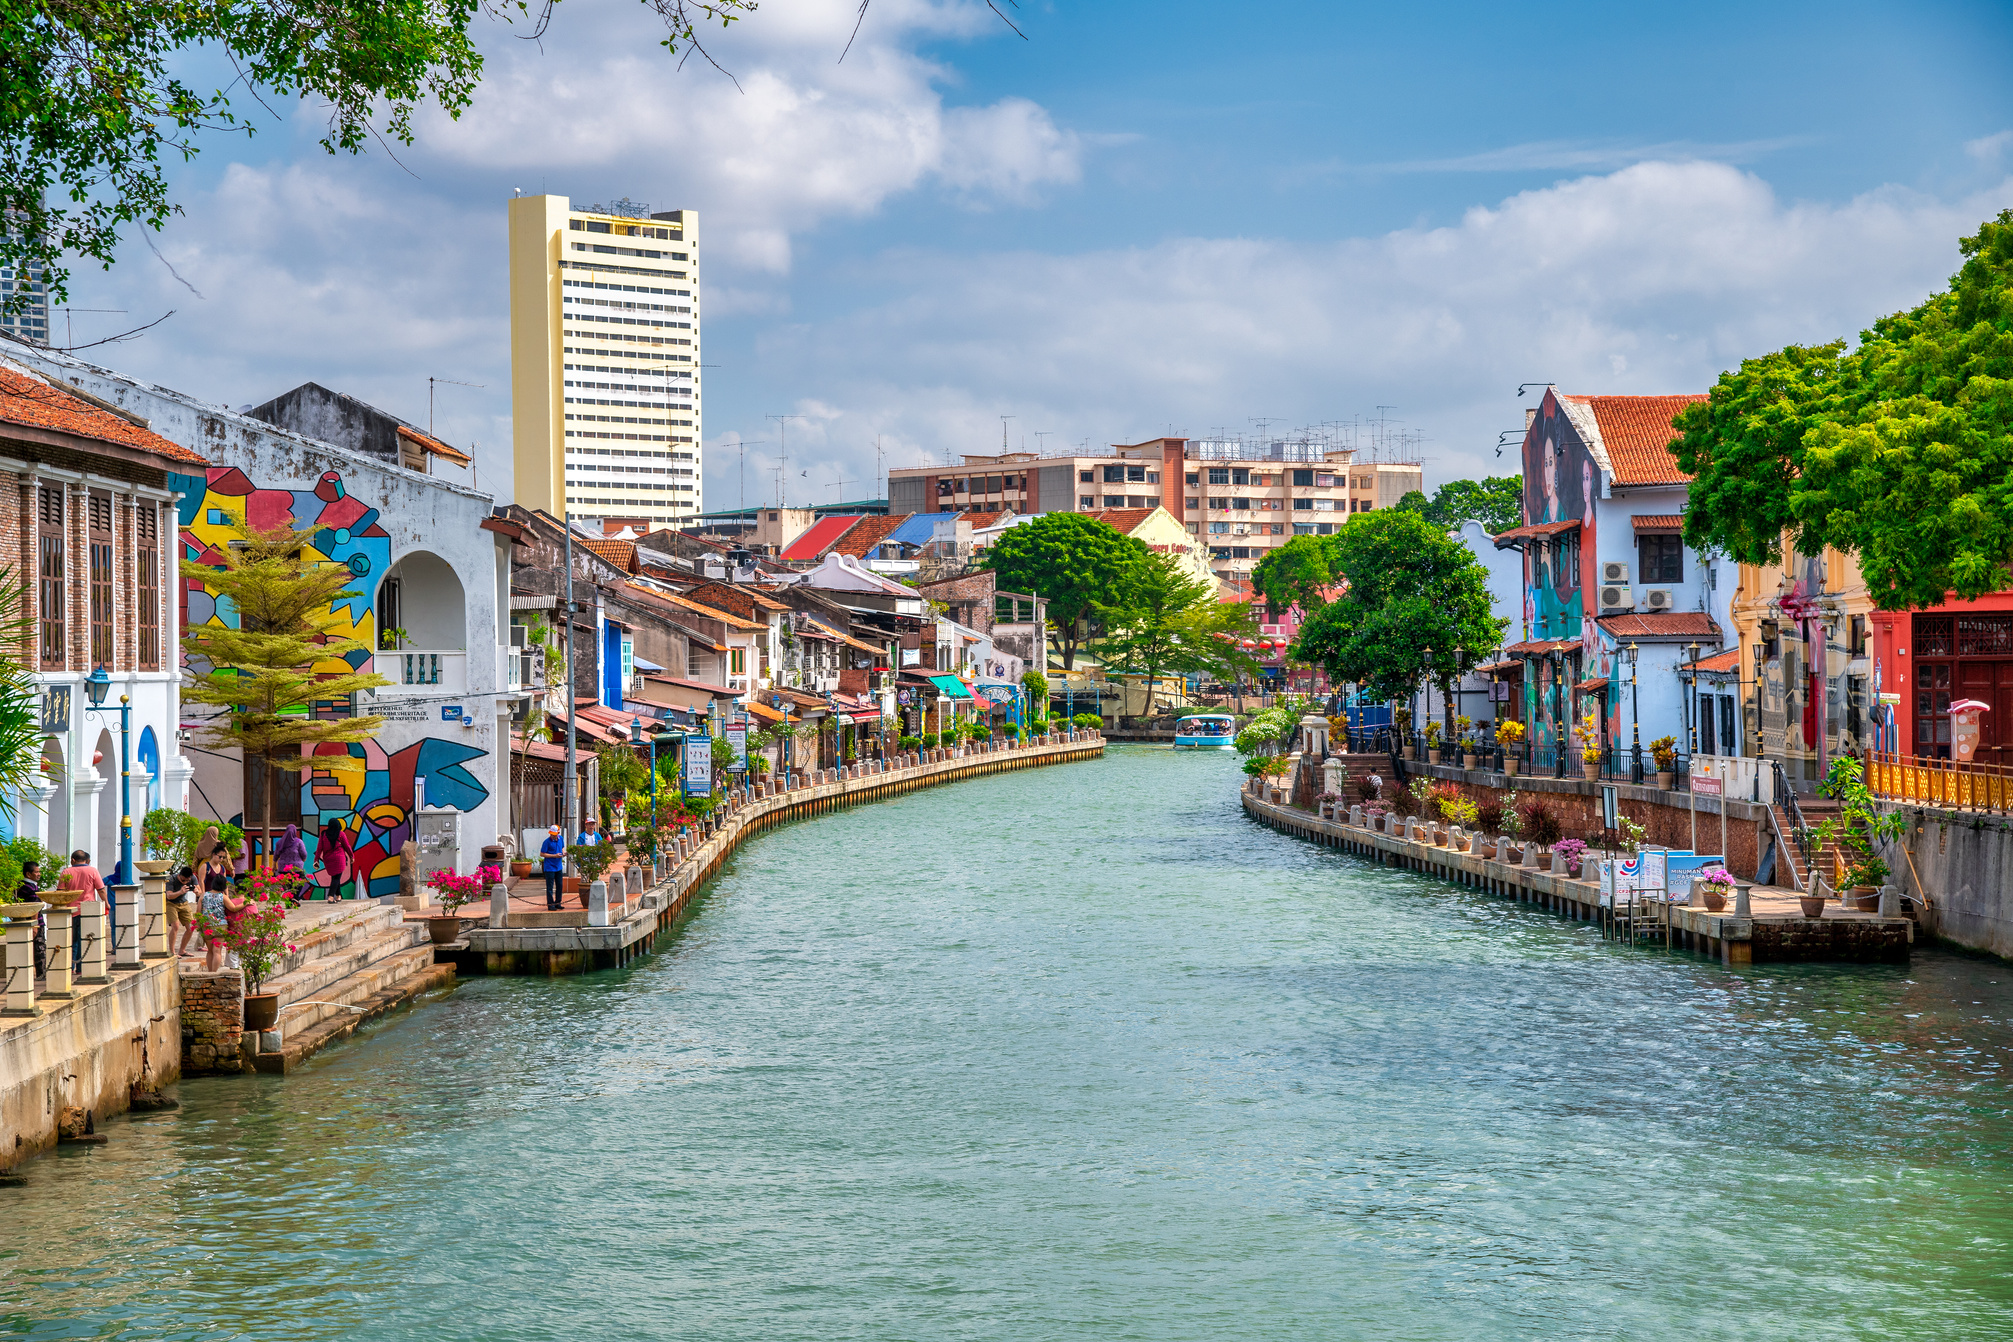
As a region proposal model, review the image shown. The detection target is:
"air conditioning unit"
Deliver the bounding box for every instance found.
[1599,584,1634,612]
[1602,561,1630,584]
[1642,588,1676,611]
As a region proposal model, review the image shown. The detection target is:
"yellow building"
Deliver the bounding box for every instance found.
[1729,539,1877,789]
[1085,506,1217,585]
[509,193,701,529]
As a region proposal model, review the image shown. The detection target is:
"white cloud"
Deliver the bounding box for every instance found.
[727,160,2013,497]
[1966,129,2013,165]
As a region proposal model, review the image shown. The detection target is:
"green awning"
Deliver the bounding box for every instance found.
[927,674,975,700]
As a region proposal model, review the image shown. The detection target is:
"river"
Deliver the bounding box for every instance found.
[4,745,2012,1339]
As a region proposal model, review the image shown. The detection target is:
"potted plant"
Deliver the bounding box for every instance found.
[1574,709,1602,779]
[1844,856,1888,910]
[1554,837,1588,879]
[1494,719,1525,775]
[568,841,618,904]
[629,824,661,882]
[1455,716,1477,769]
[426,865,498,942]
[1423,719,1442,764]
[139,808,187,875]
[1697,865,1736,912]
[1519,797,1561,857]
[1648,736,1678,790]
[1395,707,1415,759]
[213,897,297,1031]
[1797,893,1827,918]
[1811,758,1907,911]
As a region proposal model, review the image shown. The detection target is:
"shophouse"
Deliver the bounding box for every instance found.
[1491,390,1736,770]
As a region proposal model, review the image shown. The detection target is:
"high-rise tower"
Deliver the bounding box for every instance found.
[510,194,701,529]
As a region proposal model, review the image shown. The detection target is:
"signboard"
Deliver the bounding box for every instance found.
[683,733,713,798]
[726,718,748,773]
[1690,775,1723,797]
[1601,785,1618,831]
[1662,851,1726,897]
[39,686,69,735]
[441,705,463,722]
[974,681,1018,706]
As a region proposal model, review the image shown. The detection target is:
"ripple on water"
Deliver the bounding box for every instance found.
[3,746,2012,1340]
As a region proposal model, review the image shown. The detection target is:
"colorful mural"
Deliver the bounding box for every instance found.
[1517,394,1616,758]
[174,466,490,894]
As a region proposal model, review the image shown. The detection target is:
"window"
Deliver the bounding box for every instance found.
[1185,497,1200,511]
[1232,469,1250,486]
[1293,498,1314,510]
[1127,495,1149,508]
[1639,534,1683,583]
[1210,547,1231,558]
[137,504,159,670]
[730,648,747,676]
[1125,465,1146,483]
[1104,465,1125,483]
[1185,473,1199,485]
[1258,498,1282,511]
[1231,547,1251,559]
[1316,523,1335,536]
[936,478,953,497]
[985,475,1001,494]
[955,477,970,493]
[1145,471,1158,484]
[1294,523,1315,535]
[1207,468,1229,485]
[88,492,113,668]
[1232,497,1250,510]
[1079,495,1094,508]
[1292,470,1313,486]
[37,485,63,670]
[1079,470,1095,482]
[1210,497,1229,510]
[1104,495,1125,507]
[1208,521,1229,535]
[1316,474,1337,487]
[1268,523,1284,535]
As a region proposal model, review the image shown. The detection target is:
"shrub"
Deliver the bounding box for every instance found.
[1554,837,1588,877]
[898,735,922,751]
[920,733,940,749]
[1648,736,1679,771]
[629,824,661,866]
[1475,801,1504,834]
[427,865,501,914]
[1072,713,1102,730]
[968,723,992,741]
[1356,774,1381,801]
[0,836,58,895]
[1439,795,1478,828]
[568,842,618,887]
[1495,719,1526,746]
[1519,798,1562,847]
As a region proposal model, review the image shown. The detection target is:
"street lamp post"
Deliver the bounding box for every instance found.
[1684,641,1702,761]
[83,666,133,887]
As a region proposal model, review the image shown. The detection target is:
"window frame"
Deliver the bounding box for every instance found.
[37,485,64,671]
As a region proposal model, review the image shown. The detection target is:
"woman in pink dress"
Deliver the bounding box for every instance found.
[320,819,356,900]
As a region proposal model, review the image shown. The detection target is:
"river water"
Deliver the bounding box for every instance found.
[4,745,2012,1340]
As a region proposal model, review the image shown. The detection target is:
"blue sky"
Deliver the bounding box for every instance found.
[47,0,2013,508]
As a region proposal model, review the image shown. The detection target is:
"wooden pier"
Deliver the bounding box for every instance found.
[1242,789,1913,965]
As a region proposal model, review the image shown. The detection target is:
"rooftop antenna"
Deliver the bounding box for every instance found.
[54,308,124,349]
[1034,430,1053,455]
[767,412,805,508]
[428,376,483,435]
[732,438,769,511]
[830,472,858,503]
[1000,414,1015,454]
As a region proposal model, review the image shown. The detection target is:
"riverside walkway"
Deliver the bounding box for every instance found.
[1242,783,1913,964]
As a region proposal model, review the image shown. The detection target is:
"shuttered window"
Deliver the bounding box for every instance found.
[37,486,64,670]
[137,504,160,670]
[88,491,113,668]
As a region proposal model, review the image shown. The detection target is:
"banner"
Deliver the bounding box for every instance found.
[684,733,713,798]
[726,718,748,773]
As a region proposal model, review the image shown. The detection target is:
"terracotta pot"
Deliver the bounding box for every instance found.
[1462,754,1478,770]
[1848,890,1881,912]
[1427,749,1441,764]
[1797,895,1827,918]
[1701,888,1728,912]
[428,915,463,944]
[1503,759,1519,776]
[1403,747,1416,761]
[242,992,280,1031]
[510,860,533,879]
[1581,760,1599,779]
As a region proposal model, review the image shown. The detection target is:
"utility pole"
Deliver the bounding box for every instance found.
[768,413,805,508]
[1000,415,1015,454]
[875,433,884,502]
[734,438,769,512]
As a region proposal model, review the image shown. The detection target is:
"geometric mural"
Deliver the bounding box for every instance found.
[172,466,490,895]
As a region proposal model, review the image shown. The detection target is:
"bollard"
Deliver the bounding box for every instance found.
[627,867,643,898]
[42,908,73,999]
[587,879,610,927]
[489,882,510,929]
[140,870,169,959]
[1878,884,1901,918]
[113,883,142,969]
[1734,882,1752,918]
[3,912,40,1016]
[77,899,108,983]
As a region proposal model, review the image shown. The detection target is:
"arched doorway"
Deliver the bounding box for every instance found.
[137,725,161,815]
[39,736,66,854]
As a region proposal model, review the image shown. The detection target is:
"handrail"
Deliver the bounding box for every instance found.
[1771,761,1809,892]
[1865,749,2013,813]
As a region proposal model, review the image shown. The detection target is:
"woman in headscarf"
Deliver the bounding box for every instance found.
[320,818,356,900]
[192,825,221,873]
[273,823,307,873]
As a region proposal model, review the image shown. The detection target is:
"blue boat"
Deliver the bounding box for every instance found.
[1174,712,1236,748]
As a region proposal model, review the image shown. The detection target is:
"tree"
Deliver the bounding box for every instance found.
[976,512,1149,670]
[1675,210,2013,609]
[0,570,42,816]
[181,514,389,862]
[0,0,757,314]
[1250,535,1334,617]
[1397,477,1523,534]
[1095,551,1258,715]
[1292,511,1504,728]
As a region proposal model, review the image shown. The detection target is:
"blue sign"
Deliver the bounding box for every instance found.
[684,734,713,798]
[441,705,463,722]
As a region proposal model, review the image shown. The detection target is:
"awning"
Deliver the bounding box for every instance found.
[1575,677,1609,693]
[1631,514,1684,532]
[745,700,784,723]
[1492,518,1580,549]
[928,674,975,700]
[1474,658,1521,675]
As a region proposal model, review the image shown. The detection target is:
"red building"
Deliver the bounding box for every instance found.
[1871,594,2013,765]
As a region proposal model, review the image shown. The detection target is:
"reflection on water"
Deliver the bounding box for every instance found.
[3,746,2011,1340]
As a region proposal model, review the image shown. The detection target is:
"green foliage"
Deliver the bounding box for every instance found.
[1293,511,1505,703]
[1395,477,1524,534]
[1675,210,2013,608]
[1648,736,1679,771]
[594,741,649,799]
[141,808,188,863]
[0,835,57,897]
[919,733,939,749]
[0,0,757,313]
[568,842,617,887]
[1250,536,1335,616]
[976,512,1150,669]
[1020,670,1049,704]
[628,824,661,865]
[711,738,736,772]
[1071,713,1102,730]
[1096,551,1257,697]
[898,735,922,751]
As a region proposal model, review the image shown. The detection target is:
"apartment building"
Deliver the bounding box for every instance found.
[886,437,1420,581]
[509,193,701,531]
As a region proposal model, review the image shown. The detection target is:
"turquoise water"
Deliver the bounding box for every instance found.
[5,745,2013,1340]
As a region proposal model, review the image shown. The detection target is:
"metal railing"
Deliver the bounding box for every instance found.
[1866,749,2013,813]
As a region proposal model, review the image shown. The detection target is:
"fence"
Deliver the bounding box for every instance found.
[1865,750,2013,813]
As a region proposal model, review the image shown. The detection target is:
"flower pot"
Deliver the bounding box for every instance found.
[1848,888,1881,912]
[563,876,581,895]
[1701,887,1729,912]
[1654,771,1673,790]
[1581,760,1599,779]
[428,915,464,944]
[1427,749,1441,764]
[243,992,280,1031]
[510,860,533,879]
[0,900,47,921]
[1797,895,1827,918]
[1462,754,1478,770]
[136,859,174,876]
[1503,759,1518,776]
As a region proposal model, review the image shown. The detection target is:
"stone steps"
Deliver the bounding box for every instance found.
[266,928,435,1040]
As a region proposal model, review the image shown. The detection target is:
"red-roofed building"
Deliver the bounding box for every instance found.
[778,513,867,564]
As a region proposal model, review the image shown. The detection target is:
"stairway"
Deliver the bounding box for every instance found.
[1772,797,1844,892]
[251,902,449,1073]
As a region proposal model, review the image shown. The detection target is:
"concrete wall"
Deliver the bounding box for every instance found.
[1877,810,2013,960]
[0,960,180,1166]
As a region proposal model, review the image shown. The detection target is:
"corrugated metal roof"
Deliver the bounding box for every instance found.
[779,513,864,561]
[888,513,945,546]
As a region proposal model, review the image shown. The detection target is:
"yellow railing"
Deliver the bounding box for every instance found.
[1865,750,2013,812]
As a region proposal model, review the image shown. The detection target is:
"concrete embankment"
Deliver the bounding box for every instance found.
[442,733,1107,977]
[1242,787,1913,965]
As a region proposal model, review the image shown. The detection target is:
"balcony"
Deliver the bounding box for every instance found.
[377,650,467,695]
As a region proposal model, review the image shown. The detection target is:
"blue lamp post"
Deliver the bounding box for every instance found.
[83,665,133,887]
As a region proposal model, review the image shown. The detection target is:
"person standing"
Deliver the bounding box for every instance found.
[166,865,201,959]
[273,824,307,874]
[56,851,107,972]
[539,826,566,911]
[320,818,355,900]
[15,860,43,978]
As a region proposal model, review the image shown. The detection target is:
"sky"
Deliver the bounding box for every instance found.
[44,0,2013,511]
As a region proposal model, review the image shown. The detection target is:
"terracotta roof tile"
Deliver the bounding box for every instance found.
[1576,395,1705,486]
[963,510,1016,529]
[395,423,471,465]
[1595,611,1721,640]
[1631,514,1684,532]
[1692,648,1741,674]
[0,360,208,466]
[580,538,639,572]
[1086,507,1156,534]
[831,512,911,558]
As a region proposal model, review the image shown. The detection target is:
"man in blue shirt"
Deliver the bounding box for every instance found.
[539,827,566,910]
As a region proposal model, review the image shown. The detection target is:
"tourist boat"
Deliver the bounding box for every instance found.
[1173,712,1236,748]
